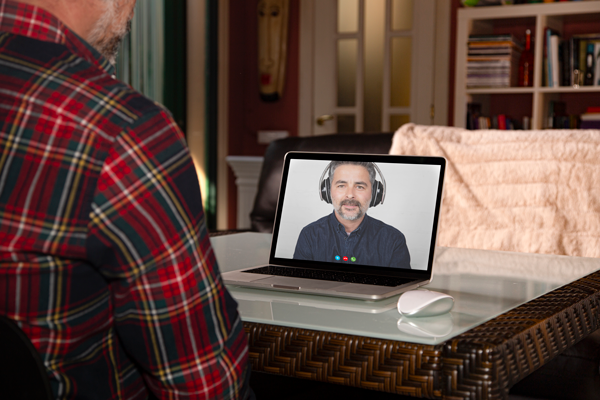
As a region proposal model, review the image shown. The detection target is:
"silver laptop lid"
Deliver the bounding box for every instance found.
[269,152,446,282]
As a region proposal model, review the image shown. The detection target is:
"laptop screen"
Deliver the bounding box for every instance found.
[270,152,445,277]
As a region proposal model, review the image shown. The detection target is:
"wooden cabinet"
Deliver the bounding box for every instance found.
[454,1,600,129]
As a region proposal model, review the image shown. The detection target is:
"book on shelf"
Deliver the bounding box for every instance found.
[580,114,600,129]
[545,100,580,129]
[550,34,561,87]
[479,116,490,130]
[560,40,570,87]
[580,114,600,121]
[546,100,564,128]
[544,28,561,87]
[580,121,600,129]
[583,106,600,114]
[569,33,600,87]
[580,106,600,128]
[466,102,481,130]
[595,42,600,86]
[467,34,515,42]
[584,42,596,86]
[497,114,507,130]
[570,36,579,86]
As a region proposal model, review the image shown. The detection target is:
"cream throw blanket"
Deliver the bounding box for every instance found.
[389,123,600,258]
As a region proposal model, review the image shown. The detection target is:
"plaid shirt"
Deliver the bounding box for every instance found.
[0,1,249,399]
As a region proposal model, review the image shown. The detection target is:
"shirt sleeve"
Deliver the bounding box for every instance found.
[390,232,411,269]
[293,227,313,260]
[86,108,250,400]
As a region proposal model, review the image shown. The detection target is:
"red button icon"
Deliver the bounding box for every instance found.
[342,256,348,261]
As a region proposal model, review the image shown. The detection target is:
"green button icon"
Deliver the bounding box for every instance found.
[350,257,356,262]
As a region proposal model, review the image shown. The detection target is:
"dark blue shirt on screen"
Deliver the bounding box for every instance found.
[293,212,411,269]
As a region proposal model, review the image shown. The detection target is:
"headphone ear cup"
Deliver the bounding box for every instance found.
[370,180,384,207]
[370,182,377,207]
[321,177,332,203]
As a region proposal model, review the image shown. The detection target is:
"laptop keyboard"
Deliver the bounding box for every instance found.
[243,266,416,287]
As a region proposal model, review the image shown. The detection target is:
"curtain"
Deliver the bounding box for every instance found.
[116,0,165,105]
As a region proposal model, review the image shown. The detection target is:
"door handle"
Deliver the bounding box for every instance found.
[316,114,334,126]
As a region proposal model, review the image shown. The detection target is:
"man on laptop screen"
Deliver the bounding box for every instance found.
[293,161,410,269]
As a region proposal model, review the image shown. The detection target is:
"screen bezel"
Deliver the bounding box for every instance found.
[269,151,446,279]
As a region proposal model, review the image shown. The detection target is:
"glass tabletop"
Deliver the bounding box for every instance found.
[211,232,600,345]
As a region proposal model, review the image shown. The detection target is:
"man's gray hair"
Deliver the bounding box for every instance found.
[328,161,376,187]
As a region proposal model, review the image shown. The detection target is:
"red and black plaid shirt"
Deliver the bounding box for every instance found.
[0,1,249,398]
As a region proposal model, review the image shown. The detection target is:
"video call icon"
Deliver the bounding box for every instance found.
[335,255,357,262]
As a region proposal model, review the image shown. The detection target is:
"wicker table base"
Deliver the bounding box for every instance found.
[243,269,600,399]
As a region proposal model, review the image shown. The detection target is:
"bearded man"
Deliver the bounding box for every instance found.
[0,1,252,399]
[293,161,411,269]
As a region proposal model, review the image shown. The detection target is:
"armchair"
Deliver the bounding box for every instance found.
[250,132,394,232]
[0,315,53,400]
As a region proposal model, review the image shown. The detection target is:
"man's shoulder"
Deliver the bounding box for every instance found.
[300,214,331,233]
[1,34,177,140]
[367,215,404,236]
[65,62,169,132]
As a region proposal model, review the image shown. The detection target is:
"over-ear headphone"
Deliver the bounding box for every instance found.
[319,161,386,208]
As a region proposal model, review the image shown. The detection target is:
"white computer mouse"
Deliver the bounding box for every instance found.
[397,289,454,318]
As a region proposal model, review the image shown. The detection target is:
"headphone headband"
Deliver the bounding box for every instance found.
[319,161,386,207]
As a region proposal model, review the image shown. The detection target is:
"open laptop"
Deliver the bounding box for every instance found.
[222,151,446,300]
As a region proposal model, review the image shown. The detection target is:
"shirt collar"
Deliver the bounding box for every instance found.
[329,211,370,234]
[0,0,115,75]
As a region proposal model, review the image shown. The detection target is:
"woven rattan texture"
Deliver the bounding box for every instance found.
[241,270,600,399]
[442,270,600,400]
[244,322,443,398]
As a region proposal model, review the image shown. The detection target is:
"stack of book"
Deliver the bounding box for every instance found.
[580,106,600,129]
[466,102,525,130]
[467,34,522,88]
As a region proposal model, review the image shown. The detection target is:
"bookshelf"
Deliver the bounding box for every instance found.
[454,1,600,129]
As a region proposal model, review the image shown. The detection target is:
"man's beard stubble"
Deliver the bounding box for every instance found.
[87,3,132,66]
[335,199,369,221]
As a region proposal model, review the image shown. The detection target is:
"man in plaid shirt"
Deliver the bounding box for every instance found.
[0,0,252,399]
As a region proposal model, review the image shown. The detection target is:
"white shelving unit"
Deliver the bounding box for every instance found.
[454,1,600,129]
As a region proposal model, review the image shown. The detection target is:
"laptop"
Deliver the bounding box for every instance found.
[222,151,446,300]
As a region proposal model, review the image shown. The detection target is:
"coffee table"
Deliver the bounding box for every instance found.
[210,232,600,399]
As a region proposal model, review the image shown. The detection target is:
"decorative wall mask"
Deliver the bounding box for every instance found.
[257,0,290,102]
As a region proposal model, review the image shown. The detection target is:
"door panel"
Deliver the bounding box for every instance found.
[311,0,436,135]
[313,1,338,135]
